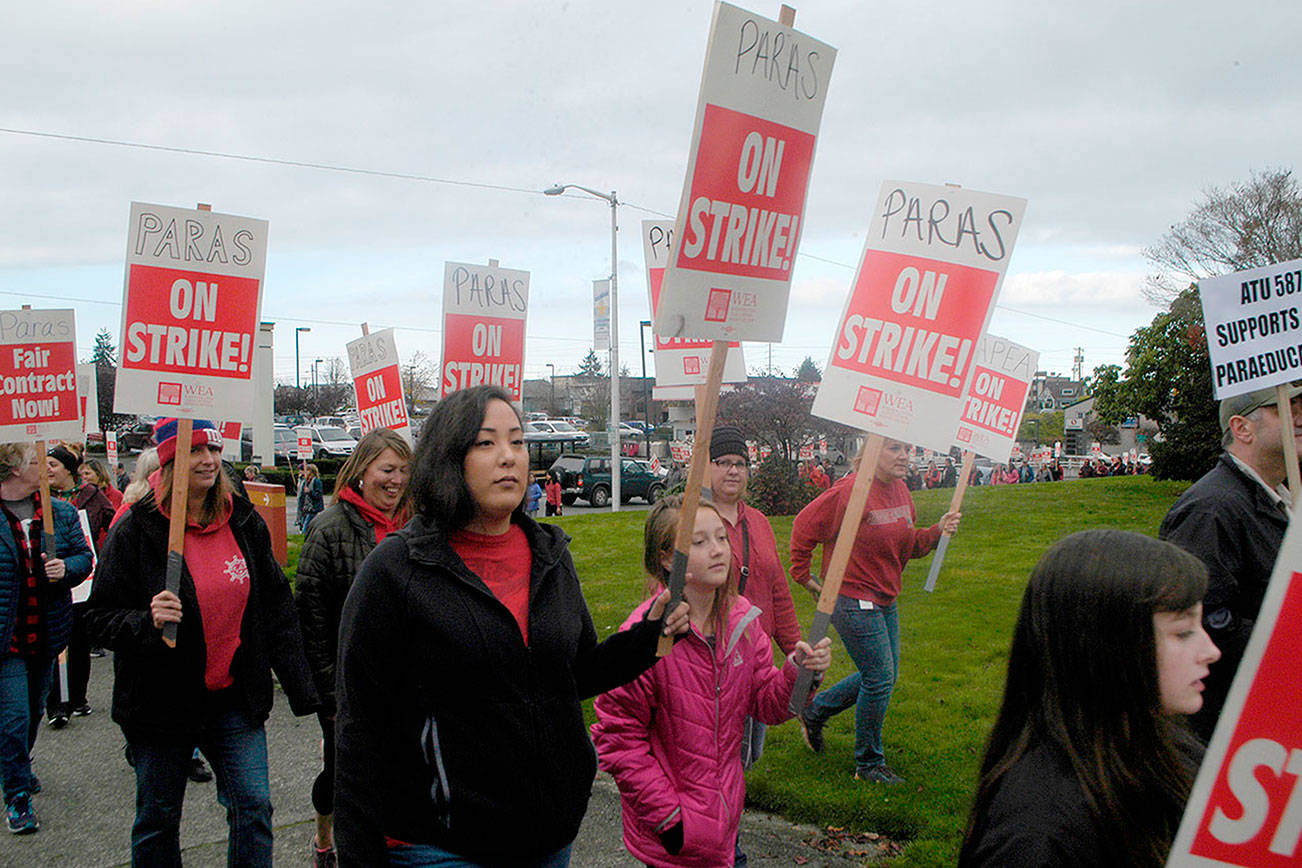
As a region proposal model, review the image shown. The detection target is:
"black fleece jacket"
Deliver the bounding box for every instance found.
[334,513,663,866]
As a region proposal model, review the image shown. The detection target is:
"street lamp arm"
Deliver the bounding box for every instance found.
[543,183,616,205]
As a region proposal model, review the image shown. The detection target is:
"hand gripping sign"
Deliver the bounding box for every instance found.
[1168,519,1302,867]
[811,181,1027,454]
[0,308,80,443]
[924,334,1039,592]
[653,2,836,343]
[115,202,268,417]
[347,327,412,443]
[441,260,530,401]
[1199,257,1302,499]
[643,220,748,397]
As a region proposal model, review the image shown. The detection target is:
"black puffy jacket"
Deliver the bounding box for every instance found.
[294,499,377,714]
[334,513,663,866]
[85,493,319,739]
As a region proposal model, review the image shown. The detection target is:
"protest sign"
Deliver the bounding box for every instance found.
[643,220,748,390]
[954,335,1038,465]
[346,327,411,442]
[106,431,118,469]
[76,364,99,438]
[441,260,530,401]
[811,181,1027,453]
[115,202,268,417]
[1168,518,1302,867]
[653,2,836,343]
[0,308,81,443]
[296,427,313,461]
[1198,257,1302,400]
[219,421,242,462]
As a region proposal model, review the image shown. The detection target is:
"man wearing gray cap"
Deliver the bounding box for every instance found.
[1159,384,1302,740]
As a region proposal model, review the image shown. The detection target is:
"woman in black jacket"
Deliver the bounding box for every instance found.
[86,418,318,866]
[295,427,411,867]
[334,386,688,867]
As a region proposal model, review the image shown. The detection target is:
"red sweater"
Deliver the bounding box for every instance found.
[789,472,941,606]
[720,502,800,654]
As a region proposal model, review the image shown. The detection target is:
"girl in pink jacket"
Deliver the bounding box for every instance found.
[592,495,831,867]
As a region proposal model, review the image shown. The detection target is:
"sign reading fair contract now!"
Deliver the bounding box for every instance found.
[0,308,81,443]
[812,181,1026,453]
[1168,518,1302,866]
[654,2,836,343]
[115,202,268,417]
[1199,257,1302,399]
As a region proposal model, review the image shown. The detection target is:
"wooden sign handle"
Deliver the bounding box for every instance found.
[161,418,193,648]
[790,434,883,711]
[923,450,975,593]
[35,439,58,567]
[656,340,729,657]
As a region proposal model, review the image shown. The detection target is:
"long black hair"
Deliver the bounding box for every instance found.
[410,385,525,531]
[960,529,1208,866]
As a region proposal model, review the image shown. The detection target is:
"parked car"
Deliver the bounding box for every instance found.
[531,419,591,447]
[117,418,158,452]
[547,454,665,508]
[306,426,357,460]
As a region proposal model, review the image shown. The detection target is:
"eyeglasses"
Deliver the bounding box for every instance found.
[712,459,748,471]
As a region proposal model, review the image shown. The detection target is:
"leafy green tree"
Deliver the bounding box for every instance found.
[794,356,821,382]
[1016,411,1064,444]
[88,328,128,428]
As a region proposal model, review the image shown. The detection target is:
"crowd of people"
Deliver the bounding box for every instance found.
[0,381,1280,866]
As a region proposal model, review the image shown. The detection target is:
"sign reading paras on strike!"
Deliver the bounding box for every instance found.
[115,202,268,417]
[440,260,530,401]
[347,328,412,443]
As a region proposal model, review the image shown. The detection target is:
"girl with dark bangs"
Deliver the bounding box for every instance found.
[960,529,1220,867]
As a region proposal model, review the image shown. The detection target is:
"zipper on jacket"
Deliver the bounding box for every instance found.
[421,714,453,831]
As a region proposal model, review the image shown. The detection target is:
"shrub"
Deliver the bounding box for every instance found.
[745,454,821,516]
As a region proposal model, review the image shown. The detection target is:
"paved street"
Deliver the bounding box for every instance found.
[1,654,864,867]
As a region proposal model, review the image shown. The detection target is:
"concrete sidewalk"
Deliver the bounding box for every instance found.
[0,655,867,866]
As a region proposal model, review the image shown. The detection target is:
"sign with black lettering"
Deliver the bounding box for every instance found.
[654,2,836,343]
[1168,516,1302,866]
[1198,257,1302,399]
[440,260,530,401]
[115,202,268,416]
[347,328,411,443]
[953,334,1038,464]
[811,181,1026,451]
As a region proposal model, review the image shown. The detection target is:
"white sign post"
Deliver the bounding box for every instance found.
[653,1,837,343]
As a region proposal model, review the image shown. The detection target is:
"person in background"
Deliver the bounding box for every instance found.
[43,445,114,730]
[297,464,324,532]
[0,442,93,835]
[80,458,123,510]
[544,470,563,517]
[295,428,412,868]
[333,386,688,866]
[790,439,960,784]
[591,495,831,868]
[941,457,958,488]
[923,461,941,490]
[243,465,267,485]
[704,425,802,866]
[116,462,130,492]
[526,475,544,519]
[85,418,318,865]
[1159,385,1302,741]
[959,530,1219,866]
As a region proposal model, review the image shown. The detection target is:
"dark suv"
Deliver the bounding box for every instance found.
[548,454,665,507]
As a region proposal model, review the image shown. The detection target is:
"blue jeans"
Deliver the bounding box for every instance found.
[804,596,900,772]
[126,705,273,867]
[0,652,53,803]
[387,842,572,867]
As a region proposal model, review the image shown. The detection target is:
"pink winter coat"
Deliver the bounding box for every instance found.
[591,594,800,868]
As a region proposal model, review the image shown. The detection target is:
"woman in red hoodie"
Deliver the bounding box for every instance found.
[294,428,412,868]
[789,438,959,785]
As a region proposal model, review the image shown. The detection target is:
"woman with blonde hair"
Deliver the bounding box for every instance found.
[295,428,412,867]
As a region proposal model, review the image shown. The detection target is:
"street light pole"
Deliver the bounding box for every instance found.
[546,363,556,416]
[544,182,621,512]
[312,358,322,413]
[295,326,311,389]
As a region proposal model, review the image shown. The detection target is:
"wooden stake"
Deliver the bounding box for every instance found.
[35,439,58,563]
[789,434,883,711]
[924,450,975,592]
[656,340,729,657]
[160,201,211,647]
[1277,384,1300,502]
[361,322,370,336]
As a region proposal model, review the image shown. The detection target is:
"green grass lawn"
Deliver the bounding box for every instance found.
[286,475,1190,866]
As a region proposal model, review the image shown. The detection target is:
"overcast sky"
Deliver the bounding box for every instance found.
[2,0,1299,393]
